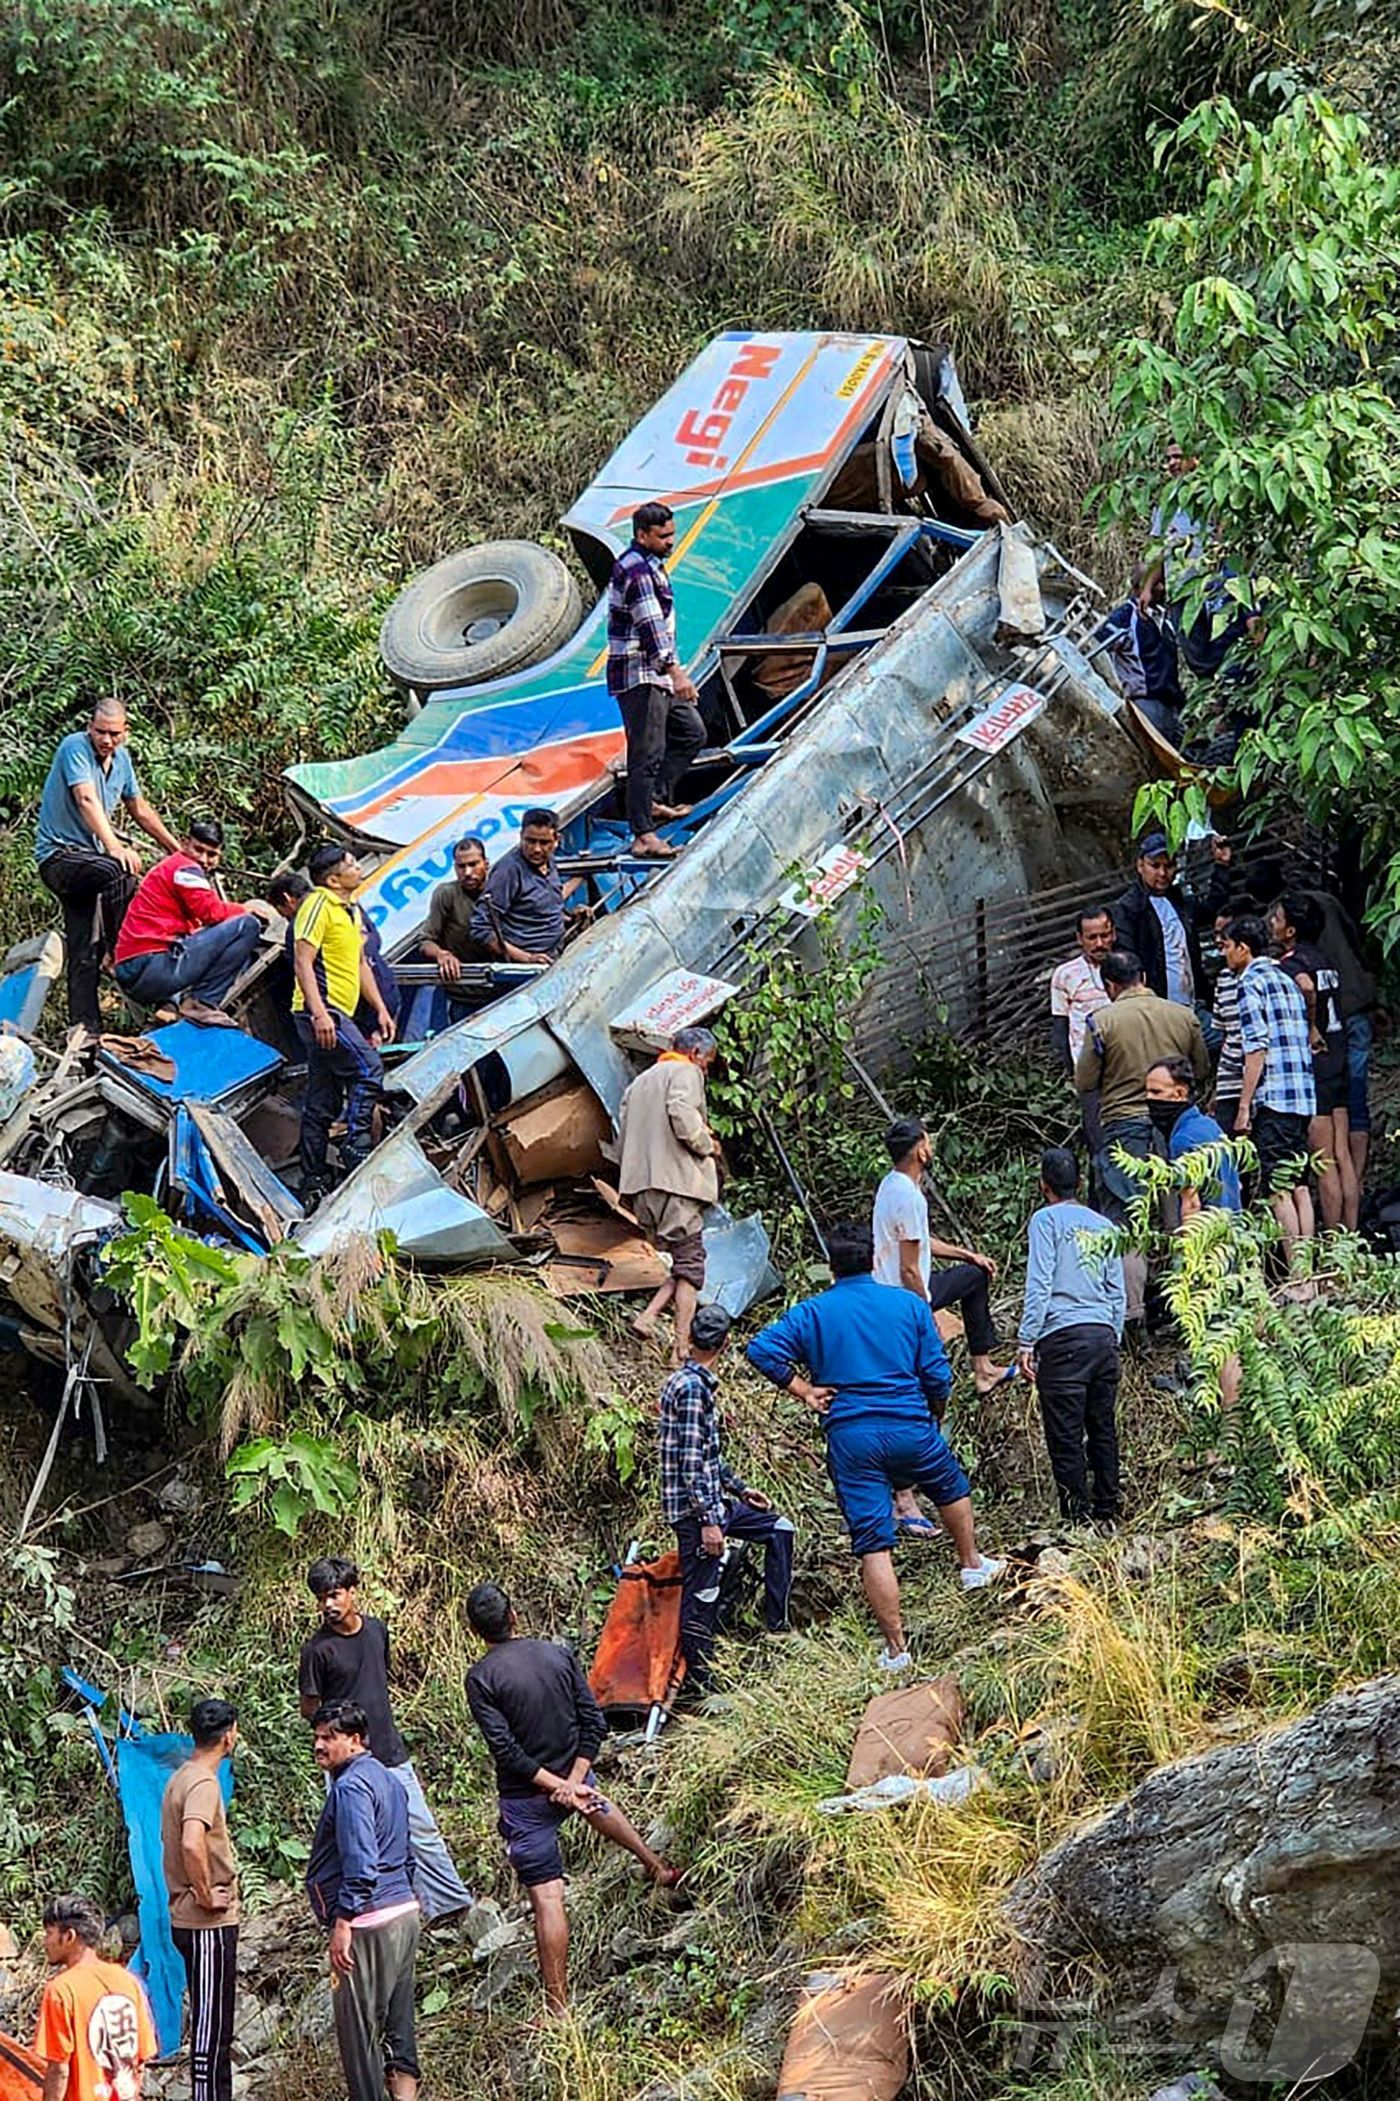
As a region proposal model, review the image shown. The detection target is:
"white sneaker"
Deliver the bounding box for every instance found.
[959,1554,1006,1592]
[877,1646,912,1673]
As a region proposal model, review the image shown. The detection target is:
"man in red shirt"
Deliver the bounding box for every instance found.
[113,818,277,1026]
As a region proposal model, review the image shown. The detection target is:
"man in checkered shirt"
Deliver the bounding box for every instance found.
[607,501,706,861]
[1222,912,1317,1262]
[658,1303,794,1688]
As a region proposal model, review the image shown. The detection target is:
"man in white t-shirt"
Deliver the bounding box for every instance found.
[872,1118,1014,1537]
[1049,906,1114,1072]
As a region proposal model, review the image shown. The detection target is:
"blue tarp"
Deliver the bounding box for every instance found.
[115,1732,234,2057]
[105,1020,282,1106]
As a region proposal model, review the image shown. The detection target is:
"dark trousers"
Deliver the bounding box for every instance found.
[38,847,137,1032]
[331,1910,421,2101]
[617,682,705,837]
[173,1924,238,2101]
[1035,1321,1121,1521]
[927,1262,997,1359]
[293,1010,384,1186]
[676,1499,795,1684]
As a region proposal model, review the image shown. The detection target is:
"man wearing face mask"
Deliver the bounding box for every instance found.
[1144,1058,1242,1216]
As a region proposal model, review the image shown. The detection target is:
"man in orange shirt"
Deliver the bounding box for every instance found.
[34,1892,156,2101]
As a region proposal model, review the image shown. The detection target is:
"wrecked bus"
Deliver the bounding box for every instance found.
[0,330,1150,1396]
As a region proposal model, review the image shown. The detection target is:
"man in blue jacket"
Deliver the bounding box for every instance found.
[306,1701,421,2101]
[746,1221,1003,1673]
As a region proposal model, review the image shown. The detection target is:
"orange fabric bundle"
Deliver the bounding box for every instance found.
[588,1551,686,1720]
[0,2030,43,2097]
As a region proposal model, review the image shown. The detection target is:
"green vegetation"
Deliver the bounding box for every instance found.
[1099,94,1400,941]
[3,0,1400,2094]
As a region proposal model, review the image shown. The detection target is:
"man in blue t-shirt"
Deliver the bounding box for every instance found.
[35,698,179,1032]
[746,1221,1003,1674]
[1145,1056,1242,1214]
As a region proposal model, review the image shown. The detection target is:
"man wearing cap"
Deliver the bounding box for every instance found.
[658,1303,795,1688]
[1112,833,1206,1012]
[292,843,396,1209]
[616,1026,722,1366]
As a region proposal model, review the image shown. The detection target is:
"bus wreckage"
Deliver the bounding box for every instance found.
[0,330,1150,1399]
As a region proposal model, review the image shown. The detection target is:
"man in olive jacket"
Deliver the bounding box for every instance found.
[1074,947,1208,1327]
[616,1025,722,1364]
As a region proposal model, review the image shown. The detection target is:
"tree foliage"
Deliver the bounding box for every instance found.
[1099,94,1400,940]
[1115,1143,1400,1532]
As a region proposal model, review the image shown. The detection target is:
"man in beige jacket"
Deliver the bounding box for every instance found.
[617,1025,721,1364]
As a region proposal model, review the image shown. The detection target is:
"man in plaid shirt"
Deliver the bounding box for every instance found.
[658,1303,794,1687]
[1222,913,1316,1261]
[607,501,706,861]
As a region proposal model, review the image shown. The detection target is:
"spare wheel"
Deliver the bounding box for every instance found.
[379,540,583,692]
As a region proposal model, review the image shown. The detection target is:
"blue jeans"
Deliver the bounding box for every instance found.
[386,1760,473,1921]
[114,915,262,1009]
[1345,1011,1372,1133]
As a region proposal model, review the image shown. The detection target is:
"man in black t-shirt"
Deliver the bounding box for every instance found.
[465,1582,680,2015]
[297,1556,473,1923]
[1269,892,1358,1233]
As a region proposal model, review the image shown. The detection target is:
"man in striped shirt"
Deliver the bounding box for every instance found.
[1221,914,1315,1262]
[606,502,705,860]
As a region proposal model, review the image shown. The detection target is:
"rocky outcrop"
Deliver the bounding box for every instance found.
[1006,1675,1400,2078]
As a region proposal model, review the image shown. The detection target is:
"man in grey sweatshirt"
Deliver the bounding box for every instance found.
[1017,1147,1126,1528]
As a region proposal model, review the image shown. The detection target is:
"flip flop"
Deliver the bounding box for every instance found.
[895,1514,938,1537]
[975,1365,1019,1395]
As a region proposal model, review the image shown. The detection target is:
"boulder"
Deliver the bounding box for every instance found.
[1006,1674,1400,2078]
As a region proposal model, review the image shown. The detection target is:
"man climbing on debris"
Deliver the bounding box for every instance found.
[34,1891,157,2101]
[872,1116,1014,1540]
[112,818,279,1027]
[1016,1147,1125,1531]
[465,1583,681,2017]
[420,835,490,980]
[1095,566,1187,748]
[35,698,181,1036]
[298,1557,474,1925]
[606,500,705,860]
[306,1701,422,2101]
[1074,947,1208,1331]
[291,842,395,1209]
[160,1696,240,2101]
[658,1303,794,1687]
[470,808,568,966]
[616,1024,723,1365]
[747,1221,1004,1674]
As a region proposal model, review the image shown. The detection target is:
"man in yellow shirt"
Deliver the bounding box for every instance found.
[292,843,395,1210]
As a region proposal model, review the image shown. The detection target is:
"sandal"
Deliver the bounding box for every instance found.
[895,1513,938,1538]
